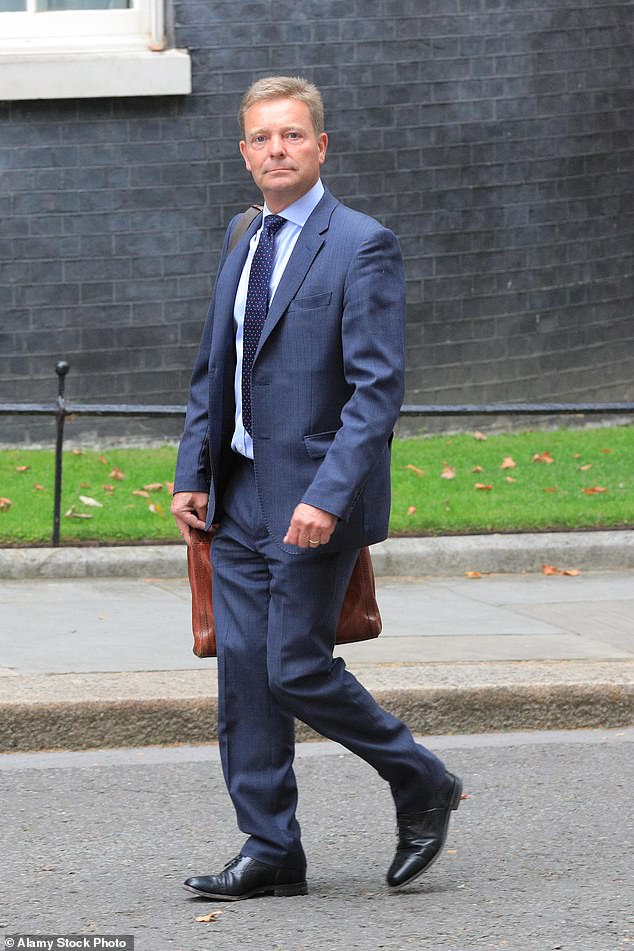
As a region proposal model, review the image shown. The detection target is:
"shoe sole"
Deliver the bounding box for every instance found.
[389,774,463,890]
[183,881,308,901]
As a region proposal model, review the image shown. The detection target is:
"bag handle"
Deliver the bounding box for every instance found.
[228,203,263,254]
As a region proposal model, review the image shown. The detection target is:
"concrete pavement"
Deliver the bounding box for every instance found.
[1,531,632,750]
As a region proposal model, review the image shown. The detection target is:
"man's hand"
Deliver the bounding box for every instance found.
[283,502,338,549]
[171,491,209,546]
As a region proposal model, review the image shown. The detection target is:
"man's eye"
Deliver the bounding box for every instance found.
[252,135,267,145]
[286,131,302,140]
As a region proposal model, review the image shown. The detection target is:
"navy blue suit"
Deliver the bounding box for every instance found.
[175,189,445,868]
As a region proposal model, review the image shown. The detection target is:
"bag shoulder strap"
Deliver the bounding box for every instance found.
[228,203,263,254]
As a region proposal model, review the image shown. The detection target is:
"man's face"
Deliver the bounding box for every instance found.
[240,97,328,213]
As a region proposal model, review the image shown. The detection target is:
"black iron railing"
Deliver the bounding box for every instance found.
[1,361,633,546]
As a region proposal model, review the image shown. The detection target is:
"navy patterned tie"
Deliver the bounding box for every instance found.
[241,213,286,436]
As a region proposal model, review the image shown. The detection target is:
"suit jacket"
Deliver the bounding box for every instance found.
[174,188,405,554]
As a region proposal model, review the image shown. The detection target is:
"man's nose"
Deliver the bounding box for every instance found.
[269,135,286,156]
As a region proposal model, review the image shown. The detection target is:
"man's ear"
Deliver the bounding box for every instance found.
[239,140,252,172]
[318,132,328,165]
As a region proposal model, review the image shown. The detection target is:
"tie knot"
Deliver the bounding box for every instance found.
[263,214,286,235]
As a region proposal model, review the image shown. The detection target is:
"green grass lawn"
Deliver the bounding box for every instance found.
[0,425,632,545]
[0,446,180,545]
[391,424,633,535]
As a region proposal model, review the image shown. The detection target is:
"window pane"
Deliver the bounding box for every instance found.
[0,0,27,9]
[35,0,130,8]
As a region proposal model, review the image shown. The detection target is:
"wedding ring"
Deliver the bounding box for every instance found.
[308,539,320,546]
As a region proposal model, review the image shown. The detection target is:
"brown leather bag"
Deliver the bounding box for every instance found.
[187,527,382,658]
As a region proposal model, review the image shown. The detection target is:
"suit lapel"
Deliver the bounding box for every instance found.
[255,190,338,360]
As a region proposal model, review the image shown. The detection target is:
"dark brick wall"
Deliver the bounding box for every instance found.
[1,0,633,442]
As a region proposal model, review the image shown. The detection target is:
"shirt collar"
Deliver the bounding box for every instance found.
[262,179,324,228]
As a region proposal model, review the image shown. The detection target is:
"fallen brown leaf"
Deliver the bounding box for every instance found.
[543,565,580,577]
[98,454,108,465]
[543,487,558,493]
[601,448,612,454]
[80,482,91,488]
[148,502,165,517]
[473,431,487,441]
[0,497,12,512]
[505,476,517,483]
[103,484,115,492]
[579,464,592,471]
[441,462,456,480]
[465,571,482,579]
[33,483,47,491]
[474,483,493,490]
[165,481,174,493]
[144,482,164,492]
[195,911,224,923]
[132,490,150,499]
[472,465,484,473]
[582,486,607,495]
[406,505,417,516]
[500,456,516,469]
[532,451,555,464]
[72,449,83,456]
[405,464,425,477]
[109,468,125,481]
[15,465,30,473]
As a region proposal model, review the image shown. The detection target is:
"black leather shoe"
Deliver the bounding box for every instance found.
[184,854,308,901]
[387,771,463,888]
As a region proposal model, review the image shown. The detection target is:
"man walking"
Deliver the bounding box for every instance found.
[171,75,462,900]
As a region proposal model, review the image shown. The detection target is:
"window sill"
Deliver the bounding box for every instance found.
[0,47,192,100]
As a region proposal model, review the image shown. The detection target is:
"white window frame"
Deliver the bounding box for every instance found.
[0,0,191,100]
[1,2,150,49]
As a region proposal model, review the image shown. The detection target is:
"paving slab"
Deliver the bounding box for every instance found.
[341,632,633,663]
[432,571,634,605]
[374,581,562,636]
[518,600,634,650]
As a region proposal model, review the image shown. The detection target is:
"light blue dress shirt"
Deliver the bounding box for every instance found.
[231,179,325,459]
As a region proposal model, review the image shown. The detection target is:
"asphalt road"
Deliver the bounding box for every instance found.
[2,730,633,951]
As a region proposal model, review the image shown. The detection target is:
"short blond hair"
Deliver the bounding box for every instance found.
[239,76,325,137]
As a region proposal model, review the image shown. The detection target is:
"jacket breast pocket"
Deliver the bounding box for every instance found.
[289,291,332,311]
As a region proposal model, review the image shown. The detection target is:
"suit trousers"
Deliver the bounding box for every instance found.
[210,454,446,869]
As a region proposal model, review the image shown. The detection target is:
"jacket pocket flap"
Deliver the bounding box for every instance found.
[303,430,338,459]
